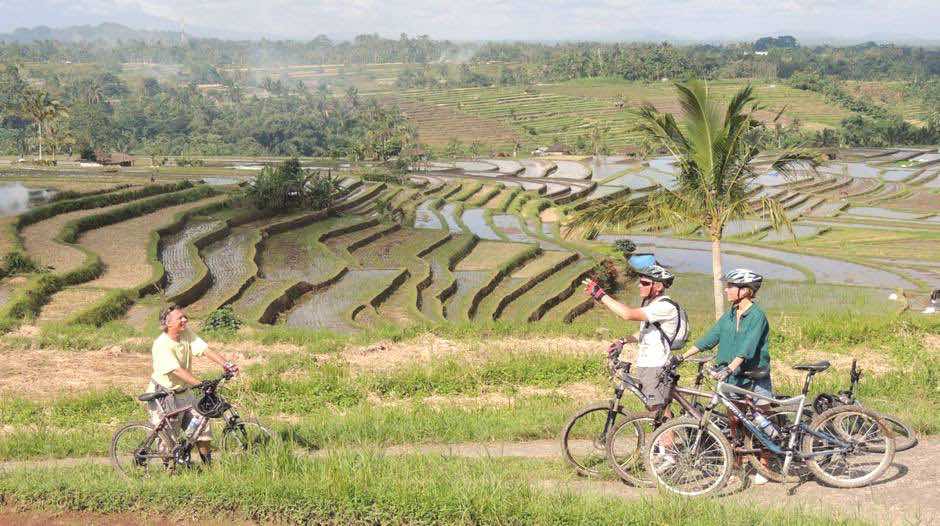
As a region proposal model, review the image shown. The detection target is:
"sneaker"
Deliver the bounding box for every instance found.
[749,472,770,485]
[654,453,677,470]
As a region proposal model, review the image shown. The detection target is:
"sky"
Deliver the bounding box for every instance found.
[1,0,939,43]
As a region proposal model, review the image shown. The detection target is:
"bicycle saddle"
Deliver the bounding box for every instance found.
[138,391,170,402]
[740,368,770,380]
[793,360,831,372]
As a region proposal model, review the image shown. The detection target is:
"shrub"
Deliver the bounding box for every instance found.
[241,158,342,211]
[1,250,43,275]
[203,306,242,334]
[614,238,636,256]
[590,257,620,292]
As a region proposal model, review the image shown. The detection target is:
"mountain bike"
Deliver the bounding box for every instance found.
[559,348,714,479]
[110,371,273,479]
[643,361,895,497]
[812,359,917,452]
[602,354,725,487]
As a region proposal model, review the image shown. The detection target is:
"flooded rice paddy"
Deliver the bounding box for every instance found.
[160,220,224,296]
[285,269,400,330]
[461,208,501,240]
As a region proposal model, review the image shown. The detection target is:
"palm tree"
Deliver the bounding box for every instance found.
[21,90,68,161]
[570,80,820,319]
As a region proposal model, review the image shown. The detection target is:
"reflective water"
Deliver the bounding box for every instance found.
[440,202,464,232]
[650,247,807,281]
[604,173,657,190]
[202,177,240,185]
[455,161,497,172]
[845,207,923,220]
[550,160,590,180]
[462,208,501,240]
[844,163,880,178]
[493,214,532,243]
[414,200,444,229]
[648,157,677,173]
[597,235,916,288]
[882,169,916,182]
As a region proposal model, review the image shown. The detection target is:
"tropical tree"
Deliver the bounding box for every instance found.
[21,90,68,161]
[569,80,820,319]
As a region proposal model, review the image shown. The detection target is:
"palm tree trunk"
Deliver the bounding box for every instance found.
[711,236,724,320]
[37,121,43,161]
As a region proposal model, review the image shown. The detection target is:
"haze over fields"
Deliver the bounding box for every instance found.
[1,0,939,43]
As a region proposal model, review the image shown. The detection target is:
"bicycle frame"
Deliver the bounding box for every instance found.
[593,359,714,445]
[704,381,853,476]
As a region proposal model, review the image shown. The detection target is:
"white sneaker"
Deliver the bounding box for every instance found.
[655,453,677,470]
[750,472,770,485]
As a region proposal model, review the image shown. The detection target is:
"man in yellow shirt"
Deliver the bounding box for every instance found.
[146,304,239,465]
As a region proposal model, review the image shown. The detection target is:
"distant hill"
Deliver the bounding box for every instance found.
[0,23,184,44]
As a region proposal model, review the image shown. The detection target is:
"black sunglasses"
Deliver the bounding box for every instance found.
[638,280,654,286]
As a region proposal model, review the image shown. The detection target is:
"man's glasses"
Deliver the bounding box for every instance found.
[638,280,654,287]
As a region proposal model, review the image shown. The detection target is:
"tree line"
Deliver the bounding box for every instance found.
[0,63,418,160]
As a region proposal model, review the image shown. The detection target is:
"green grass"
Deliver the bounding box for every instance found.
[0,451,865,525]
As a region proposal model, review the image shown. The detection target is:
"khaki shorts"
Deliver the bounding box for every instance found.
[635,366,671,408]
[146,384,213,442]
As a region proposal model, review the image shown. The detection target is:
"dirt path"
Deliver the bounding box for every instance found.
[2,438,936,524]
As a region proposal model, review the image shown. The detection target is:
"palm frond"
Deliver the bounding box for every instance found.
[755,196,795,243]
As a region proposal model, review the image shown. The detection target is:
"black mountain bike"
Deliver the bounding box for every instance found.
[812,359,917,452]
[110,371,272,479]
[559,351,714,478]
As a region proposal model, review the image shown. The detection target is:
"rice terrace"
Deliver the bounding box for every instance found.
[0,7,939,526]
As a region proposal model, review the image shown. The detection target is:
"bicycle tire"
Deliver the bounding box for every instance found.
[110,421,169,479]
[801,405,895,488]
[220,419,274,455]
[643,416,734,497]
[874,414,918,453]
[560,402,631,477]
[605,411,658,487]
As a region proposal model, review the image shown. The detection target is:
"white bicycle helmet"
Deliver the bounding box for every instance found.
[638,264,675,287]
[722,268,763,291]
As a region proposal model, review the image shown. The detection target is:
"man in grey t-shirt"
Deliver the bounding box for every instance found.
[583,264,679,410]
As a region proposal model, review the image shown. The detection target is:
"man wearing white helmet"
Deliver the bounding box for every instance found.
[583,264,684,412]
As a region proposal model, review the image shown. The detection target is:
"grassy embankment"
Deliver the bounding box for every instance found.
[0,313,936,463]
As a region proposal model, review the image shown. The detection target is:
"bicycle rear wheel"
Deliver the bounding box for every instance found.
[220,419,273,455]
[605,412,657,487]
[801,406,895,488]
[560,403,630,477]
[110,421,170,479]
[871,414,918,453]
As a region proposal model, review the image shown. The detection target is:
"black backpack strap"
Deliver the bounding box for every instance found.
[644,297,681,348]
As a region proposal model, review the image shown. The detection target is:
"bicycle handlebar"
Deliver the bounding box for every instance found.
[193,370,236,392]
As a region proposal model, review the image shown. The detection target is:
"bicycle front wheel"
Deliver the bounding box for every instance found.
[605,412,657,487]
[220,419,274,455]
[801,406,895,488]
[644,416,733,497]
[560,403,630,477]
[110,421,169,479]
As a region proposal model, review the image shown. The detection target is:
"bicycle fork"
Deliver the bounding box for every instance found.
[600,387,626,443]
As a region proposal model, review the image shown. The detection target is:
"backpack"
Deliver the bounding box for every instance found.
[643,297,690,351]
